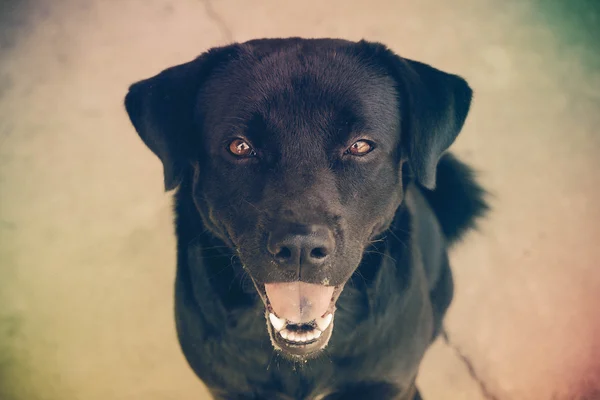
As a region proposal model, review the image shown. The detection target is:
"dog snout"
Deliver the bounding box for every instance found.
[267,224,335,269]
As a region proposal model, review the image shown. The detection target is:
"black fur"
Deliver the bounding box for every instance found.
[124,38,488,400]
[421,153,489,244]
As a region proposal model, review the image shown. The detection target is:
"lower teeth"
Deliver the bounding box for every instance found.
[268,312,333,343]
[280,328,322,342]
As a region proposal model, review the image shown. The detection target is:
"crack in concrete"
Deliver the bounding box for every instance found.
[200,0,233,42]
[442,329,501,400]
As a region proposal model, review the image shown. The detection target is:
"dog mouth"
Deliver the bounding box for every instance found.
[255,281,343,357]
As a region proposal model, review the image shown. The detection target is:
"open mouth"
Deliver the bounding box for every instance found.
[255,281,343,357]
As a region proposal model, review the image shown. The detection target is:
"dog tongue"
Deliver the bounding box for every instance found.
[264,282,334,323]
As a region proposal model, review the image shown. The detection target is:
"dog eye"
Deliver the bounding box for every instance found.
[346,140,374,156]
[228,138,256,158]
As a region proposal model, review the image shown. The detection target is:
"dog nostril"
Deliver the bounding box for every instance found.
[275,247,292,260]
[310,247,328,259]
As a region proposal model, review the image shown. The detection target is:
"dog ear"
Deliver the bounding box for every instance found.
[358,41,472,189]
[398,59,472,189]
[124,45,239,191]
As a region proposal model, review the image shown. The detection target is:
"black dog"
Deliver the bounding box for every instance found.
[124,38,487,400]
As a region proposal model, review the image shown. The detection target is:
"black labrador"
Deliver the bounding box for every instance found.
[124,38,488,400]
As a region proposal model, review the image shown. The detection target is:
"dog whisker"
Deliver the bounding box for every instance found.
[363,250,397,264]
[386,229,409,250]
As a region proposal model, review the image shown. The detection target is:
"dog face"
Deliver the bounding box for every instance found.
[124,38,471,358]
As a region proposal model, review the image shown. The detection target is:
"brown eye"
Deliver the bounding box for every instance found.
[346,140,374,156]
[228,138,256,157]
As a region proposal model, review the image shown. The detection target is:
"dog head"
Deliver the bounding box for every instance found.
[124,38,471,358]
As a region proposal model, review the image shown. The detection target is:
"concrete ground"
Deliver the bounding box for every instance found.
[1,1,599,399]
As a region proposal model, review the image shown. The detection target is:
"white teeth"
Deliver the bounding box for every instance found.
[315,313,333,331]
[275,314,333,343]
[269,313,286,331]
[279,328,323,343]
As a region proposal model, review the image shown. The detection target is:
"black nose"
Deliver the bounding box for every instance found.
[267,225,335,267]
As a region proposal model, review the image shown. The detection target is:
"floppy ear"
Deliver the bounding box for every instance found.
[124,46,238,191]
[398,58,472,189]
[358,41,472,189]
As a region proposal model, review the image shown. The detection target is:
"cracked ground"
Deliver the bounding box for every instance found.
[1,1,599,399]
